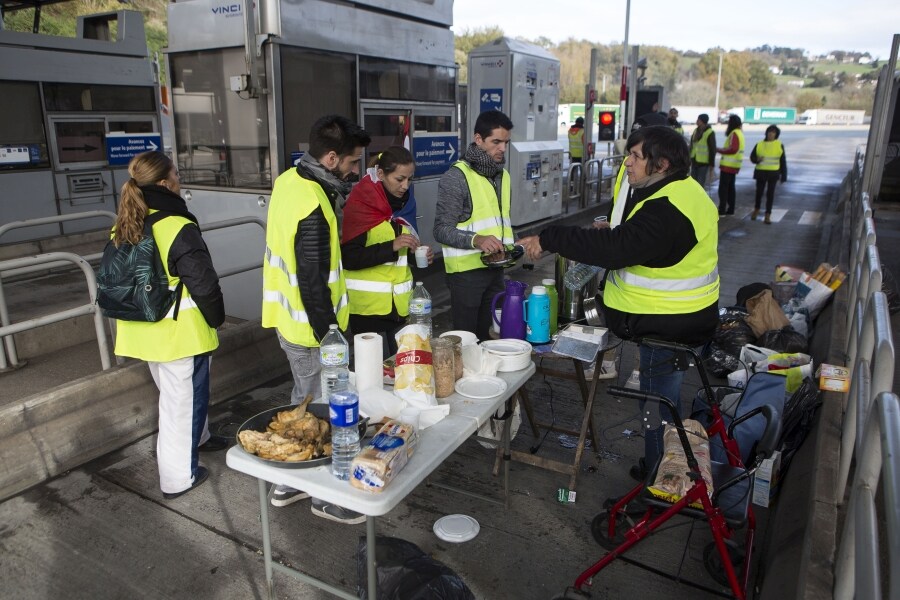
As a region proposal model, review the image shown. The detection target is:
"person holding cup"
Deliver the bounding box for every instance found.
[342,146,432,356]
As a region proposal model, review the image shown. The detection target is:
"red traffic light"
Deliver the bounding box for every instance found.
[599,111,614,126]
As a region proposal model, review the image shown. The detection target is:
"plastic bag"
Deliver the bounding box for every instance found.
[735,282,771,308]
[393,325,436,406]
[703,344,742,378]
[713,307,756,356]
[745,289,790,337]
[357,536,476,600]
[758,327,808,353]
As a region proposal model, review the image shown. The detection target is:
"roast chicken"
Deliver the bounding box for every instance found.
[238,395,332,462]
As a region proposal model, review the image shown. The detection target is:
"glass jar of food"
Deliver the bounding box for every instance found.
[431,337,456,398]
[442,334,464,380]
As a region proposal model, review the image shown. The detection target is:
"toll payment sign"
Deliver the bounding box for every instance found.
[412,133,459,178]
[479,88,504,114]
[106,133,163,166]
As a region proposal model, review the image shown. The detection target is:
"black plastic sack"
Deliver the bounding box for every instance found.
[703,343,742,378]
[713,307,757,357]
[757,326,808,353]
[357,536,476,600]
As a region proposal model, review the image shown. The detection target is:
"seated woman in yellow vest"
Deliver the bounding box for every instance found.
[341,146,433,356]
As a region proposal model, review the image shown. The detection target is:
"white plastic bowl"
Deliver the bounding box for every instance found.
[480,339,533,372]
[440,330,478,346]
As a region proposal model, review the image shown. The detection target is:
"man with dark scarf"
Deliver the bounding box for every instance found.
[261,114,371,521]
[434,110,515,341]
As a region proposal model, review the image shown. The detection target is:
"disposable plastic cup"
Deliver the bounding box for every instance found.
[415,246,429,268]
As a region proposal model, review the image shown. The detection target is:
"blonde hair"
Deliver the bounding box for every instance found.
[113,151,173,246]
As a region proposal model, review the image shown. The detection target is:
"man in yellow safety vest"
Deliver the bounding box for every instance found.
[689,113,716,187]
[568,116,585,163]
[434,110,515,341]
[262,114,370,521]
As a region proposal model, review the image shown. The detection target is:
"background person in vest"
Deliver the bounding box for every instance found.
[434,110,515,341]
[112,151,226,500]
[750,125,788,224]
[715,114,745,215]
[341,146,432,356]
[516,126,719,481]
[689,113,716,187]
[667,107,684,136]
[262,114,370,521]
[568,116,585,163]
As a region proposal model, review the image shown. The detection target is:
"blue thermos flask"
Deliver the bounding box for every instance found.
[525,286,550,344]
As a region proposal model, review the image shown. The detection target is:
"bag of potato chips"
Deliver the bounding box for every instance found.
[393,325,436,405]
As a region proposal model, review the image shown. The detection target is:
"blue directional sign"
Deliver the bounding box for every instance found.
[106,133,162,166]
[479,88,504,114]
[290,150,305,165]
[412,134,459,178]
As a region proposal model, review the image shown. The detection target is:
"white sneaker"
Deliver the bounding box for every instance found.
[583,360,617,380]
[271,485,310,507]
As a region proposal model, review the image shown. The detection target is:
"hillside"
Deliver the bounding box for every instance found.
[2,2,877,112]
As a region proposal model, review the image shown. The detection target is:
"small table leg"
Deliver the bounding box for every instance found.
[258,479,276,600]
[568,363,601,491]
[367,516,377,600]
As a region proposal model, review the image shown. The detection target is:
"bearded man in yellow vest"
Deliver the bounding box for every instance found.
[568,116,585,163]
[262,114,371,520]
[517,126,719,481]
[434,110,515,341]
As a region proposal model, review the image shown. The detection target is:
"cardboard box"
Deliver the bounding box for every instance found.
[752,450,782,508]
[818,363,850,393]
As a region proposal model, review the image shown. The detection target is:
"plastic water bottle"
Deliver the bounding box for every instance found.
[563,262,604,291]
[329,373,360,480]
[542,278,559,335]
[320,324,349,401]
[407,281,432,338]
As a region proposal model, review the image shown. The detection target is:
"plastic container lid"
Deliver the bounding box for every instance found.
[542,278,556,286]
[531,285,546,294]
[433,514,480,543]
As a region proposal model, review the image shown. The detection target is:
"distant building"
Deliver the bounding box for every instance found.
[769,66,782,75]
[859,56,873,65]
[787,80,805,87]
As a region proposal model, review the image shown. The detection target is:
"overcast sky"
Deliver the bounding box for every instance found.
[452,0,899,59]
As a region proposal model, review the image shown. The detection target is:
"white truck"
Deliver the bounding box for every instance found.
[799,109,866,125]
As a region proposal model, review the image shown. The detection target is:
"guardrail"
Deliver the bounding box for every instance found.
[0,213,267,374]
[832,55,899,598]
[566,155,622,212]
[0,252,111,371]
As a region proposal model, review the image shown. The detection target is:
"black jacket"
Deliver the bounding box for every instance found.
[538,171,718,346]
[141,185,225,328]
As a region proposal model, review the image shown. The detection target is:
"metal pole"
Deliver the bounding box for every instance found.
[627,46,639,135]
[714,52,723,122]
[619,0,630,138]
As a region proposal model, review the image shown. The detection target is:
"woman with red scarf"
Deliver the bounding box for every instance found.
[341,146,433,356]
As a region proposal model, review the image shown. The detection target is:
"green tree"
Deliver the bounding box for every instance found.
[795,91,824,112]
[454,26,505,83]
[808,72,833,88]
[747,60,777,94]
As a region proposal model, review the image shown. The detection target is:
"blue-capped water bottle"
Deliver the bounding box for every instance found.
[329,372,360,480]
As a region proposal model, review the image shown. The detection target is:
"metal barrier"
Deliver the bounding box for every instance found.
[564,162,583,214]
[0,214,266,374]
[0,252,111,371]
[833,56,900,599]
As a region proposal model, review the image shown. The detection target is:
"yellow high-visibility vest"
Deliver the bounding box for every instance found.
[691,127,714,165]
[568,127,584,158]
[344,220,414,317]
[719,129,745,170]
[114,211,219,362]
[441,161,513,274]
[604,178,720,315]
[755,140,784,171]
[261,170,348,346]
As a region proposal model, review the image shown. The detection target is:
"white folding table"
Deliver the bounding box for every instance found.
[226,362,536,600]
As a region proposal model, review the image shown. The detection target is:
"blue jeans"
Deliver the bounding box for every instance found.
[638,344,690,467]
[691,163,710,188]
[277,332,321,405]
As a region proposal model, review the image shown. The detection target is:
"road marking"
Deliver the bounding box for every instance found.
[798,211,822,226]
[767,209,788,223]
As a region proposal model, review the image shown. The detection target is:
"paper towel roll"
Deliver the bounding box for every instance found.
[354,333,384,391]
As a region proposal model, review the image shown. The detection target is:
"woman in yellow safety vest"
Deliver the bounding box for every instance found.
[111,151,225,500]
[715,114,745,215]
[750,125,788,224]
[341,146,433,356]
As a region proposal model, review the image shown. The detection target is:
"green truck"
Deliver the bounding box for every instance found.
[723,106,797,124]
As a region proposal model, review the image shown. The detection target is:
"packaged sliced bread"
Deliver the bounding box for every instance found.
[350,420,418,493]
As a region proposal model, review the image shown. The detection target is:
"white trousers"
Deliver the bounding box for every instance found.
[148,355,212,494]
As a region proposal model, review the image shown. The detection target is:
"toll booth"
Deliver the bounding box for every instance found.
[467,38,564,226]
[165,0,457,318]
[0,10,162,242]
